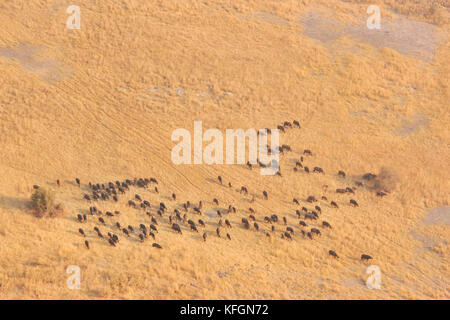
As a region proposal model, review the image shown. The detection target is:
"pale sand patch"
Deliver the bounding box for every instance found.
[299,10,446,61]
[0,43,71,82]
[423,206,450,226]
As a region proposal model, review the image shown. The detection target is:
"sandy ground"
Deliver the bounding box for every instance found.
[0,0,449,299]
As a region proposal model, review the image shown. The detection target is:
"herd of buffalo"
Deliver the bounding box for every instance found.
[41,120,385,264]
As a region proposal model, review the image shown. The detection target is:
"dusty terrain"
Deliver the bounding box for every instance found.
[0,0,449,299]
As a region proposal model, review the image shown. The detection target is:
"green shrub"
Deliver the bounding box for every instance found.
[30,188,65,218]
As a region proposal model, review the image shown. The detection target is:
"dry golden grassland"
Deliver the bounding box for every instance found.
[0,0,448,299]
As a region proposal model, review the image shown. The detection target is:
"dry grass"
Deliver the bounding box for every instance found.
[0,0,448,299]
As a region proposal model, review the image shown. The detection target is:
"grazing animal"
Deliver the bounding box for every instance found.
[284,232,292,240]
[254,222,259,231]
[135,194,142,202]
[77,214,83,223]
[315,205,321,213]
[299,221,307,227]
[203,232,207,241]
[84,240,89,249]
[293,198,299,205]
[263,191,268,200]
[338,170,346,178]
[56,179,60,187]
[172,193,176,200]
[363,173,377,181]
[190,224,198,233]
[152,243,162,249]
[336,188,346,194]
[306,196,317,203]
[226,233,231,240]
[150,224,158,233]
[78,228,85,237]
[350,199,359,207]
[225,219,232,228]
[271,214,278,223]
[216,227,221,238]
[218,176,222,184]
[303,149,312,155]
[311,228,321,236]
[98,217,105,224]
[172,223,182,234]
[322,221,332,229]
[330,201,339,208]
[128,200,136,208]
[361,254,373,262]
[304,166,310,173]
[286,227,294,234]
[293,120,300,127]
[122,228,130,237]
[76,178,80,187]
[283,217,287,225]
[83,194,91,201]
[198,219,205,227]
[313,167,323,173]
[307,232,313,240]
[213,198,219,205]
[138,234,144,242]
[240,186,248,195]
[305,213,317,220]
[376,191,387,197]
[329,250,339,259]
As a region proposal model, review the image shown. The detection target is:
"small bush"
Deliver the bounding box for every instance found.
[365,167,400,192]
[30,188,65,218]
